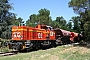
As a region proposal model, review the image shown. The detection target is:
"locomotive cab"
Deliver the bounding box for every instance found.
[36,24,52,30]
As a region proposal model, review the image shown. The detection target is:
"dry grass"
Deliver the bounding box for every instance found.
[0,45,90,60]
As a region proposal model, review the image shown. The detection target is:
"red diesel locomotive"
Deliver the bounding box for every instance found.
[8,24,82,51]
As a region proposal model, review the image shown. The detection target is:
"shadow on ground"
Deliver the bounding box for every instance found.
[73,41,90,48]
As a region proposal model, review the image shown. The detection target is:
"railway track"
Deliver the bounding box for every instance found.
[0,51,19,57]
[63,43,79,47]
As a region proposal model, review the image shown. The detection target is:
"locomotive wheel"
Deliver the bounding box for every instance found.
[41,41,51,49]
[14,42,23,51]
[51,41,56,47]
[56,37,62,45]
[34,43,40,50]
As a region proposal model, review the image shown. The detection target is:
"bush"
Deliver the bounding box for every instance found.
[0,47,10,52]
[0,25,12,39]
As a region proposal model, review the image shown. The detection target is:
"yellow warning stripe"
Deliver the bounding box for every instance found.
[29,30,43,32]
[12,29,27,31]
[29,30,33,32]
[36,31,43,32]
[12,29,43,32]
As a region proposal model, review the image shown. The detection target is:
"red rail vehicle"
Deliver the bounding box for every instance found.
[8,24,82,51]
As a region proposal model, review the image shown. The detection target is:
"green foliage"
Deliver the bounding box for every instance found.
[0,0,14,22]
[70,16,81,33]
[0,47,10,52]
[0,0,13,39]
[83,21,90,41]
[7,16,24,26]
[56,16,66,26]
[52,16,74,31]
[68,0,90,41]
[38,8,51,25]
[26,14,38,27]
[68,0,88,14]
[67,21,72,29]
[26,10,75,32]
[52,16,66,29]
[26,8,52,27]
[51,20,61,28]
[1,25,12,39]
[0,0,24,39]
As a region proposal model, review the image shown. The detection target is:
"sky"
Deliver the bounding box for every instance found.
[9,0,78,22]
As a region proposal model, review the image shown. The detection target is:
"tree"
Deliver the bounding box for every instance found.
[68,0,90,41]
[17,17,24,26]
[0,0,14,23]
[51,20,61,28]
[6,15,19,26]
[68,0,88,14]
[0,0,25,39]
[84,21,90,41]
[55,16,67,29]
[67,21,72,29]
[56,16,66,26]
[0,0,19,39]
[26,8,52,27]
[70,16,81,33]
[37,8,51,25]
[26,14,38,27]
